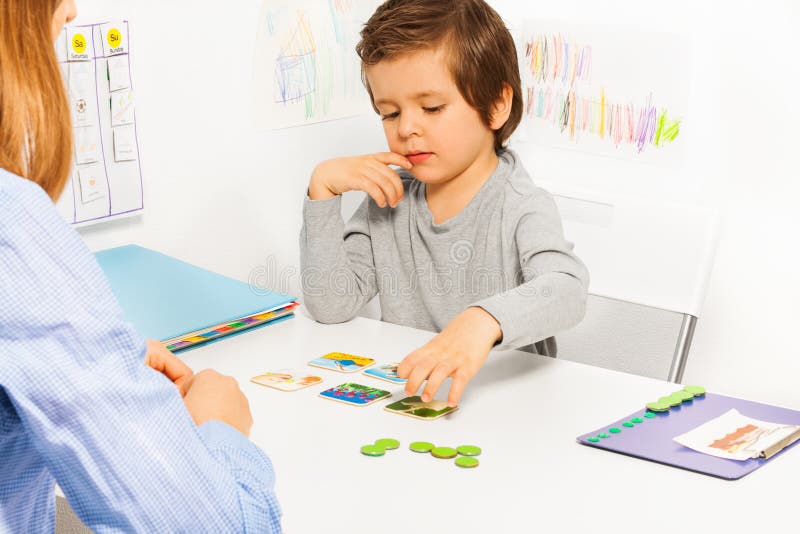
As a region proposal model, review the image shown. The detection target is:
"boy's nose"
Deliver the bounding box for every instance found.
[398,114,422,138]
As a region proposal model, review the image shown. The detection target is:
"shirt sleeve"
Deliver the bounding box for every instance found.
[299,194,379,323]
[0,178,281,533]
[472,189,590,350]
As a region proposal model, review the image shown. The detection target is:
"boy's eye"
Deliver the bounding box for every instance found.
[381,111,399,121]
[423,105,444,113]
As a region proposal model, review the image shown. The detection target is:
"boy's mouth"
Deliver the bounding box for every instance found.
[405,151,433,165]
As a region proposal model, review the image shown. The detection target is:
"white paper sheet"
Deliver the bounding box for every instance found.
[673,409,800,461]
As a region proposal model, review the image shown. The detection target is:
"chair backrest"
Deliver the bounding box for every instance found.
[542,182,720,381]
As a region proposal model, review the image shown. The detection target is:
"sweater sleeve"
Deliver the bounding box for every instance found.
[472,190,589,350]
[299,194,379,323]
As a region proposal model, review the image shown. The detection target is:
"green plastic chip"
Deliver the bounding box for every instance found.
[644,412,656,418]
[456,445,482,456]
[431,447,458,459]
[658,396,682,408]
[609,427,622,434]
[683,385,706,397]
[631,417,643,424]
[360,445,385,457]
[587,437,600,443]
[622,422,634,428]
[375,438,400,450]
[598,433,610,439]
[646,402,671,412]
[409,441,435,453]
[455,456,479,468]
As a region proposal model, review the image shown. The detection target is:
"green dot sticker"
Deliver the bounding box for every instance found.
[375,438,400,450]
[598,433,610,439]
[360,445,385,457]
[683,385,706,397]
[609,427,621,434]
[644,412,656,418]
[631,417,643,424]
[409,441,435,453]
[456,445,482,456]
[622,422,634,428]
[587,437,600,443]
[431,447,458,459]
[455,456,479,468]
[646,401,670,412]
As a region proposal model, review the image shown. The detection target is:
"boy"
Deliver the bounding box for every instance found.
[300,0,588,407]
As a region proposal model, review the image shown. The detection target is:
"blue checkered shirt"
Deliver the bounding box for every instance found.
[0,170,281,533]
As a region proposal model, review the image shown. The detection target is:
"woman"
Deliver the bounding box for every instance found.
[0,1,281,531]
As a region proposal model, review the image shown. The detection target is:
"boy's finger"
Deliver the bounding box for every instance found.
[358,175,389,208]
[421,362,454,402]
[365,165,401,207]
[374,152,413,169]
[447,375,468,407]
[405,362,433,397]
[397,351,421,378]
[367,162,404,204]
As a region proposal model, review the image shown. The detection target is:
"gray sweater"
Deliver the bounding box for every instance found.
[299,150,589,352]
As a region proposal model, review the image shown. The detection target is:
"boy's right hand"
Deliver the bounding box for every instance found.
[308,152,412,208]
[182,369,254,437]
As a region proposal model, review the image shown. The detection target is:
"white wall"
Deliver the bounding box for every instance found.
[72,1,800,407]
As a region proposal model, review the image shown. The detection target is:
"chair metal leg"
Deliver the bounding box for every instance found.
[667,314,697,383]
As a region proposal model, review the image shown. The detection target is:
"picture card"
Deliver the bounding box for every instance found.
[363,363,406,384]
[113,125,138,162]
[74,126,101,165]
[110,90,135,127]
[66,26,94,61]
[77,165,106,204]
[308,352,375,373]
[673,408,800,461]
[107,55,131,92]
[251,370,323,392]
[100,21,127,56]
[68,62,97,128]
[319,383,390,406]
[384,396,458,421]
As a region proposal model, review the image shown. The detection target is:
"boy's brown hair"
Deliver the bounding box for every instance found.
[356,0,522,151]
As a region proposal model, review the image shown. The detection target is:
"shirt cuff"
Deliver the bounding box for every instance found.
[303,193,341,217]
[197,420,264,459]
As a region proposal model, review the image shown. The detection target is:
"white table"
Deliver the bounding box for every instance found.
[184,312,798,532]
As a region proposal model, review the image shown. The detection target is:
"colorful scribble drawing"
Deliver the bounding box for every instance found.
[274,11,316,104]
[523,33,681,153]
[254,0,376,129]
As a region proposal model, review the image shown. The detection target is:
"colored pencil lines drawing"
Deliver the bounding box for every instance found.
[525,33,592,85]
[522,33,681,153]
[253,0,378,128]
[273,11,316,104]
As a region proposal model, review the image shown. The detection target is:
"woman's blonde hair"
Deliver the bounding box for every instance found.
[0,0,73,200]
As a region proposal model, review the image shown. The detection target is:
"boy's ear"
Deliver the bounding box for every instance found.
[489,83,514,131]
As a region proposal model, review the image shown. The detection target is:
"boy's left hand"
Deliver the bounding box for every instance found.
[397,307,502,407]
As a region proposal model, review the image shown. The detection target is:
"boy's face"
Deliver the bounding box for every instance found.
[366,46,497,185]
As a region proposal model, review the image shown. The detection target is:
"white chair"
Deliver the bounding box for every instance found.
[543,183,720,382]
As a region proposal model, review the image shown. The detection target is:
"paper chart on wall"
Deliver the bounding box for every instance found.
[252,0,381,129]
[517,20,690,166]
[54,20,144,226]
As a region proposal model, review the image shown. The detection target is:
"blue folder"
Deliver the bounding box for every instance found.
[95,244,297,345]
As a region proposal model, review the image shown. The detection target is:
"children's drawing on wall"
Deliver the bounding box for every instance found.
[253,0,381,129]
[517,20,690,165]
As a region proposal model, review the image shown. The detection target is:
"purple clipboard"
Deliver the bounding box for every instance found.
[577,393,800,480]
